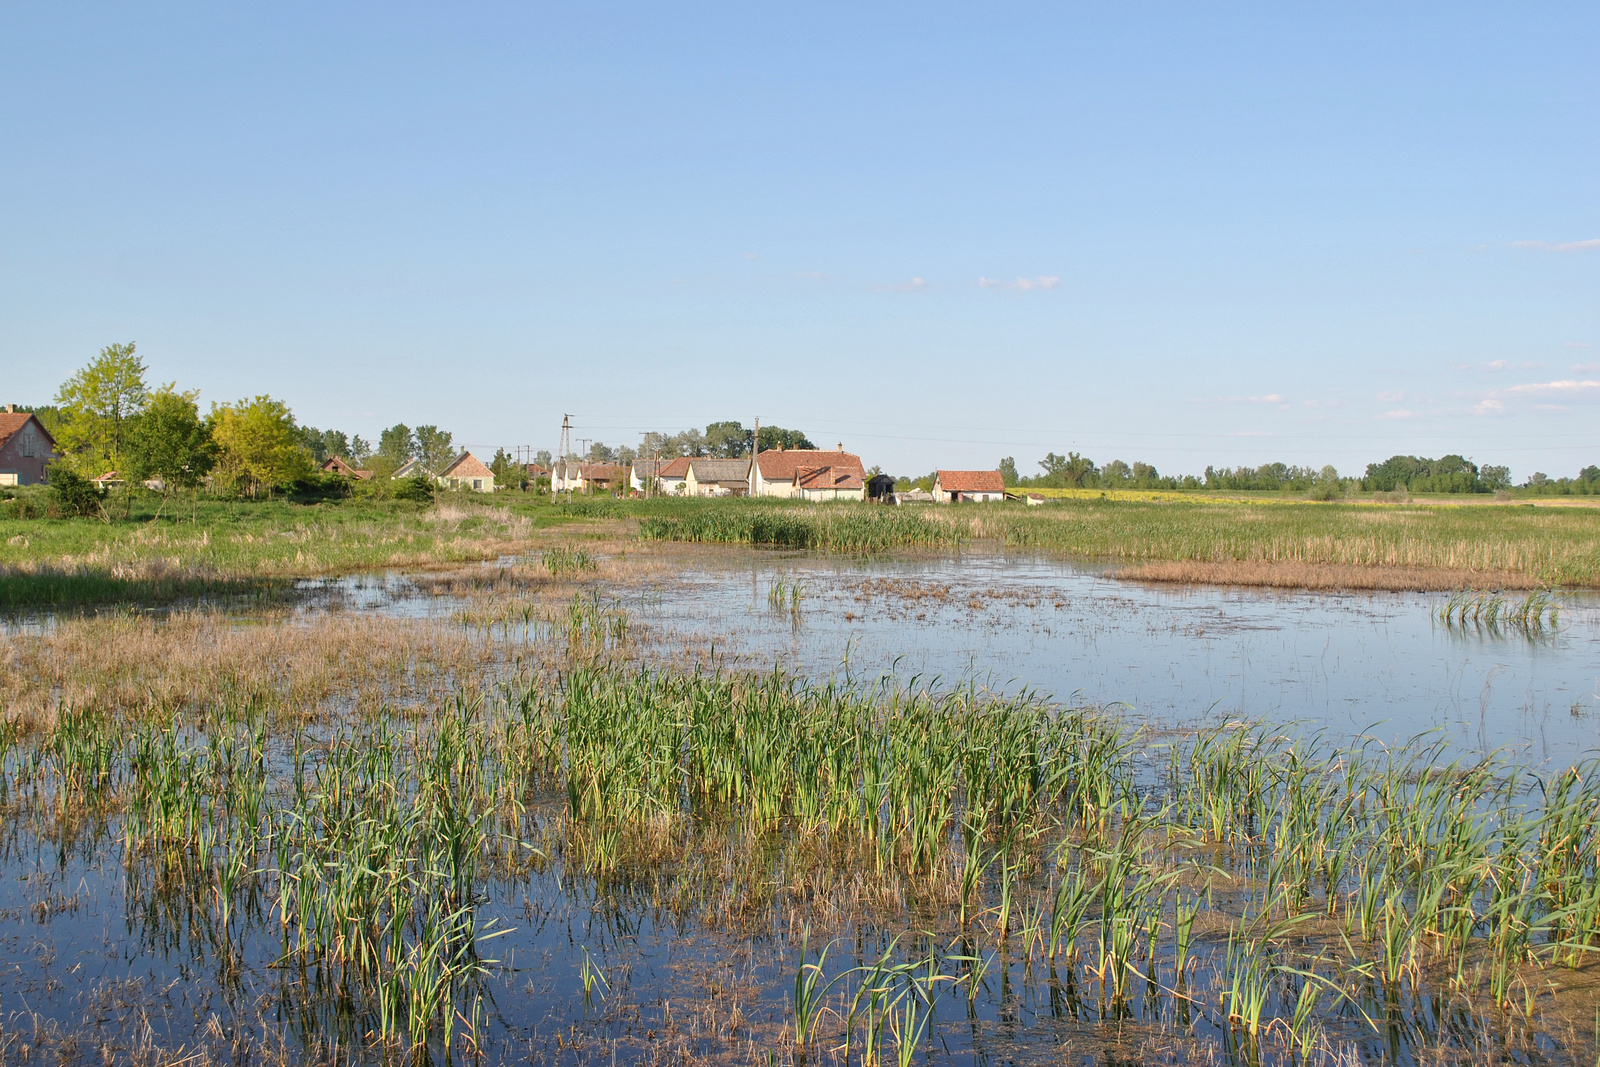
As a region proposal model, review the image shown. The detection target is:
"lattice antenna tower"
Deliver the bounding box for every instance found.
[557,414,572,491]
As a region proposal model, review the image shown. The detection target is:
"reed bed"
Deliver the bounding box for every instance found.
[633,497,1600,586]
[3,648,1598,1064]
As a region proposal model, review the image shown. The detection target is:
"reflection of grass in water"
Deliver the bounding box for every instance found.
[8,636,1600,1063]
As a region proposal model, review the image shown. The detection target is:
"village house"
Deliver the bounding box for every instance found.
[0,409,57,486]
[793,464,864,501]
[932,469,1006,503]
[438,451,496,492]
[684,458,749,496]
[392,458,424,480]
[629,457,676,494]
[320,456,373,480]
[657,456,690,495]
[579,462,625,493]
[748,444,867,499]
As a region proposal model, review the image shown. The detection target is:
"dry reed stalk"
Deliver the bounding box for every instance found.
[1112,560,1542,592]
[0,609,515,731]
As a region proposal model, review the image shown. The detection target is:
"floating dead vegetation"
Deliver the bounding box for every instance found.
[1111,560,1544,592]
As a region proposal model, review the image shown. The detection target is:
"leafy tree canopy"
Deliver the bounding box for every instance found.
[209,396,313,497]
[125,385,216,489]
[53,342,150,472]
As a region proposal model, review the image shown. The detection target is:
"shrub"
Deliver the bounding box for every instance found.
[47,465,106,518]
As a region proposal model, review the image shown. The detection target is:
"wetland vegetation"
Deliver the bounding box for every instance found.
[2,587,1599,1065]
[0,489,1596,1063]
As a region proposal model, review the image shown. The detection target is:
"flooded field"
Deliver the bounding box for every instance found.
[1,546,1598,1065]
[627,550,1600,769]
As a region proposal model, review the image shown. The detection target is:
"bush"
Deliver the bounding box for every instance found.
[47,465,106,518]
[393,476,435,503]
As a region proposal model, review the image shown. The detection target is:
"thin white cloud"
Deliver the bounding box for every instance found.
[1227,431,1277,437]
[1573,363,1600,373]
[1513,238,1600,253]
[742,252,759,260]
[1376,390,1404,403]
[1380,409,1417,420]
[1193,394,1291,409]
[978,276,1060,291]
[1472,399,1505,415]
[1451,359,1545,372]
[1506,379,1600,397]
[872,277,930,293]
[1563,341,1593,349]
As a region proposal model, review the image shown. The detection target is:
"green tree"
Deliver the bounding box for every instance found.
[413,425,455,475]
[756,425,815,452]
[378,424,415,466]
[209,396,313,497]
[126,385,216,491]
[349,435,373,465]
[53,342,150,473]
[999,457,1019,485]
[704,420,751,457]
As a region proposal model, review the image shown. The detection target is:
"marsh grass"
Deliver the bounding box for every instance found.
[635,497,1600,587]
[0,497,584,607]
[4,568,1600,1064]
[5,621,1600,1064]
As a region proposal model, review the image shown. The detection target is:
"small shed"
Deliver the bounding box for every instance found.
[866,473,897,502]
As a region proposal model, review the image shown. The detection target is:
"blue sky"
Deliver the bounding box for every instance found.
[2,3,1596,479]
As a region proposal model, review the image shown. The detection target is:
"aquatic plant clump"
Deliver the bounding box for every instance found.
[2,665,1599,1063]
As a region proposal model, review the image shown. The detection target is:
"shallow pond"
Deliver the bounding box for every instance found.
[621,551,1600,770]
[4,549,1599,1065]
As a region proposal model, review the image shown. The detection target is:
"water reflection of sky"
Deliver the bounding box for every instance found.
[622,551,1600,770]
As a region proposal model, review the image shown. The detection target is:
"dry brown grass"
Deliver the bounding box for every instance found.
[1112,559,1545,591]
[0,609,507,731]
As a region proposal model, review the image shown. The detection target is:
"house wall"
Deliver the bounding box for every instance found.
[0,421,54,485]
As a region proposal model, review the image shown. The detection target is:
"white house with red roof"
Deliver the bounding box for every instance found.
[0,408,57,485]
[747,443,867,500]
[932,469,1005,503]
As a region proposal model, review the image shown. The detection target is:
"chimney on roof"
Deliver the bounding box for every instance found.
[4,405,11,413]
[837,442,843,451]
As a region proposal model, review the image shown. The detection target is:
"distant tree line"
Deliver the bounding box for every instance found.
[992,450,1595,496]
[577,421,815,468]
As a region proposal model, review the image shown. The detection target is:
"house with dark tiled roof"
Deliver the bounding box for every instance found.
[438,451,496,493]
[932,469,1005,503]
[748,443,866,499]
[685,458,749,496]
[0,408,57,486]
[321,456,374,480]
